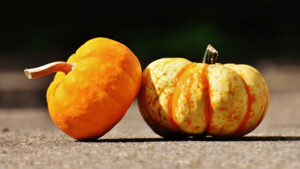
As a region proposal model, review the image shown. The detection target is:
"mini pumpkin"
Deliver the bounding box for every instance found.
[25,37,142,140]
[138,45,269,138]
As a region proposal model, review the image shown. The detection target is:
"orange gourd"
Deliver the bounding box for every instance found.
[138,45,269,138]
[25,37,142,140]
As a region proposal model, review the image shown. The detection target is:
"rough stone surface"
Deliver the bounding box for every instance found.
[0,99,300,169]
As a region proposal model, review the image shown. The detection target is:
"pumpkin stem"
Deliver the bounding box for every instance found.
[24,62,76,79]
[203,44,218,64]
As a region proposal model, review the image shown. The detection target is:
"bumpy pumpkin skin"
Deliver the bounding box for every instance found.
[47,38,142,140]
[138,58,269,138]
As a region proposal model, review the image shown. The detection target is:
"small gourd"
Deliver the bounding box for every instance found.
[138,45,269,138]
[25,37,142,140]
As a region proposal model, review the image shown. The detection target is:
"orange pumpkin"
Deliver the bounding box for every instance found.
[138,45,269,138]
[25,37,142,140]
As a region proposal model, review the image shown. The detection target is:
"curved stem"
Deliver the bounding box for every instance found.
[202,44,218,64]
[24,62,76,79]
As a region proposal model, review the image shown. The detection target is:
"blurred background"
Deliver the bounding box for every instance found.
[0,0,299,114]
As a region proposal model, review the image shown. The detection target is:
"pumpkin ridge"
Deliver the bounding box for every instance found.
[52,82,62,97]
[143,58,191,131]
[233,77,253,136]
[185,67,194,111]
[251,95,269,131]
[138,69,172,136]
[168,63,193,131]
[47,77,62,100]
[151,58,188,97]
[202,64,213,132]
[138,70,153,123]
[250,76,270,132]
[106,67,137,104]
[225,64,270,136]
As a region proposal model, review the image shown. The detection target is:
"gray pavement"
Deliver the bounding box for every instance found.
[1,62,300,169]
[1,99,300,169]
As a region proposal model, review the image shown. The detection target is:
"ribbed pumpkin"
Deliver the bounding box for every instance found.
[138,45,269,138]
[25,37,142,140]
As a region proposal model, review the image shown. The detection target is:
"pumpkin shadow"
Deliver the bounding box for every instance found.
[78,136,300,143]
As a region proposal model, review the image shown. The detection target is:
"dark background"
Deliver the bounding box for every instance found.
[0,1,299,107]
[1,1,299,70]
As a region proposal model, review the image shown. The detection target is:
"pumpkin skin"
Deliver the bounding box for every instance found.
[46,37,142,140]
[138,58,269,138]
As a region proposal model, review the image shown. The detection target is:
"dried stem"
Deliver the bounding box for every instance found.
[24,62,76,79]
[203,44,219,64]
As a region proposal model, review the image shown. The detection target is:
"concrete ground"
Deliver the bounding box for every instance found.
[0,62,300,169]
